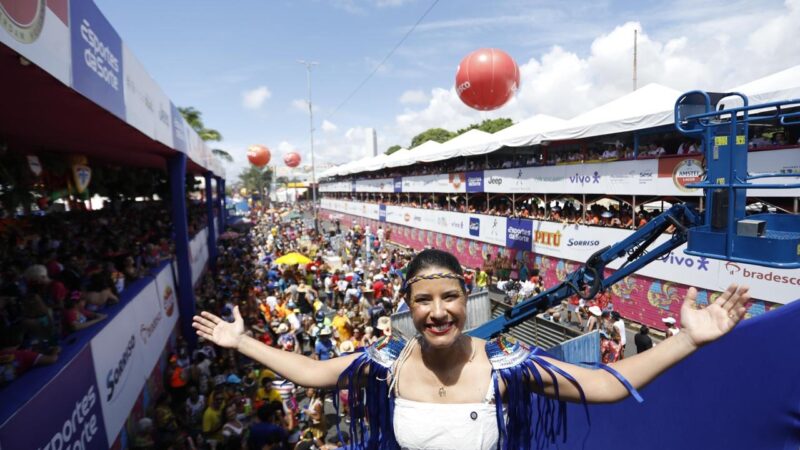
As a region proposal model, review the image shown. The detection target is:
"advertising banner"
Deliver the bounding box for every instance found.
[0,345,107,450]
[322,200,800,304]
[356,178,394,193]
[70,0,125,119]
[506,218,533,251]
[91,303,147,447]
[0,0,71,85]
[465,171,484,193]
[190,228,209,285]
[402,173,466,193]
[319,181,351,193]
[393,177,403,193]
[170,101,188,153]
[321,150,797,198]
[132,263,179,375]
[379,204,387,222]
[122,43,158,140]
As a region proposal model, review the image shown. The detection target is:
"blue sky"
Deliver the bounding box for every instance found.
[94,0,800,180]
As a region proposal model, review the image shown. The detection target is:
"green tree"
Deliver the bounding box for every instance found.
[385,145,402,155]
[238,166,273,198]
[410,128,455,148]
[179,106,233,162]
[456,118,514,135]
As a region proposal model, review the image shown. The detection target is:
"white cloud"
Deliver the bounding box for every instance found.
[321,120,338,132]
[382,5,800,150]
[291,99,320,113]
[399,89,429,104]
[241,86,271,109]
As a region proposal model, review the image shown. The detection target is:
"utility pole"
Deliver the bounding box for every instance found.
[298,60,319,232]
[633,29,638,91]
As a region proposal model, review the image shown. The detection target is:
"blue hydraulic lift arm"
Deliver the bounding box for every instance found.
[468,203,703,339]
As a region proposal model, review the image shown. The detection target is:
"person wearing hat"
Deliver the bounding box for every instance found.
[276,323,298,353]
[663,316,680,337]
[585,306,602,332]
[314,326,335,361]
[375,315,391,337]
[194,249,751,450]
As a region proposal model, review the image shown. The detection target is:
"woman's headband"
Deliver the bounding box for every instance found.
[402,272,465,293]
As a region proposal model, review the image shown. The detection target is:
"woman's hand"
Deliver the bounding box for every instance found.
[193,306,245,349]
[680,284,749,349]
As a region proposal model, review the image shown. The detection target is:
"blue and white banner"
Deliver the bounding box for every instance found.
[466,171,484,193]
[393,177,403,193]
[379,204,387,222]
[70,0,125,119]
[506,218,533,251]
[0,346,107,450]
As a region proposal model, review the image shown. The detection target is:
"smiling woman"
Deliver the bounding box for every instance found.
[193,248,750,450]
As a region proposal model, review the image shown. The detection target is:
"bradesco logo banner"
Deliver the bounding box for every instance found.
[0,346,107,450]
[123,43,173,146]
[393,177,403,193]
[70,0,125,119]
[506,218,533,251]
[91,300,147,447]
[0,0,71,85]
[379,204,387,222]
[466,171,484,193]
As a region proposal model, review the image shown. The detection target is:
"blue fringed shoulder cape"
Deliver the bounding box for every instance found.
[334,334,642,450]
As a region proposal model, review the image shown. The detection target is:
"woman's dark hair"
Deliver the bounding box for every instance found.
[404,249,465,295]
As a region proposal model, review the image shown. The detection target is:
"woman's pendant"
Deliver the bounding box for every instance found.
[439,387,446,397]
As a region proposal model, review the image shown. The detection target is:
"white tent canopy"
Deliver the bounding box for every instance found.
[388,140,443,168]
[731,64,800,106]
[465,114,567,155]
[540,83,683,143]
[414,129,492,163]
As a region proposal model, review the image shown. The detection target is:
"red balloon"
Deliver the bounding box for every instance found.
[455,48,520,111]
[284,152,301,168]
[247,145,271,167]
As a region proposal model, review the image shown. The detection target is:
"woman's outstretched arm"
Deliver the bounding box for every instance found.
[193,306,358,388]
[529,284,749,403]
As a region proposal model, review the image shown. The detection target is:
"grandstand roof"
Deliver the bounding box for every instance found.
[540,83,683,143]
[732,64,800,105]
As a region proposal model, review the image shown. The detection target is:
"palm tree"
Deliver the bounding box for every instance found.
[178,107,233,162]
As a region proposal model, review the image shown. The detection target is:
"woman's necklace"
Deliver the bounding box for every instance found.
[438,338,476,398]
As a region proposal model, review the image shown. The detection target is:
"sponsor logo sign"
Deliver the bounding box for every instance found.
[469,217,480,237]
[723,262,800,285]
[0,346,107,450]
[393,177,403,193]
[70,0,125,119]
[379,204,387,222]
[568,171,601,185]
[466,171,484,193]
[672,158,703,192]
[656,251,710,271]
[449,172,465,189]
[506,218,533,251]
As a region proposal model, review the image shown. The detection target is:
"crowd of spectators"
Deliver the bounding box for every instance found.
[0,200,209,386]
[322,124,797,184]
[129,205,423,449]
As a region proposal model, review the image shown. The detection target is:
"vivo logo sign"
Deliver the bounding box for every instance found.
[656,251,710,271]
[569,171,601,185]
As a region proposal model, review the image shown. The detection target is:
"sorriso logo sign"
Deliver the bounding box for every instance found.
[105,335,136,402]
[724,262,800,285]
[469,217,480,237]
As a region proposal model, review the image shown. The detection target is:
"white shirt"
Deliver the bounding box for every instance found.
[394,398,499,450]
[613,319,627,346]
